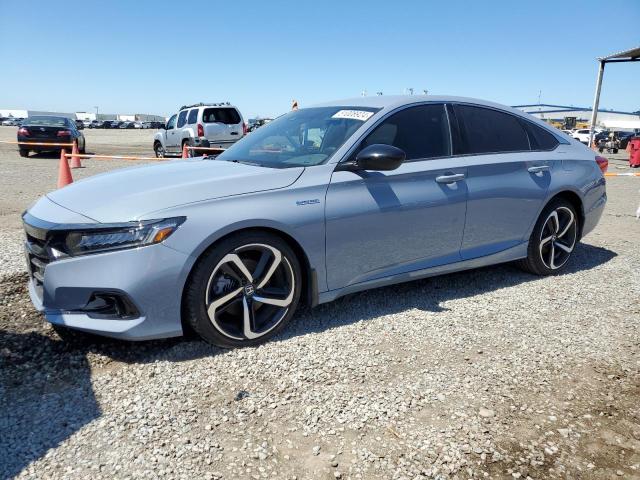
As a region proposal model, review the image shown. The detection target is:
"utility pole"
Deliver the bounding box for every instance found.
[94,106,99,119]
[537,90,542,104]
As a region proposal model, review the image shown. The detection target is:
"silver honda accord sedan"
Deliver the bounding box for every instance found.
[23,96,607,347]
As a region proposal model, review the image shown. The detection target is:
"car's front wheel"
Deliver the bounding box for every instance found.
[19,149,29,157]
[518,198,579,275]
[184,232,302,348]
[154,141,165,158]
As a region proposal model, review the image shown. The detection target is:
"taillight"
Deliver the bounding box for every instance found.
[197,123,204,137]
[18,127,29,136]
[243,122,247,135]
[595,155,608,173]
[56,130,71,137]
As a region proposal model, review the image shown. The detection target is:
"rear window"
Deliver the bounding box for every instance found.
[24,116,68,127]
[203,108,241,125]
[177,110,188,128]
[522,121,559,150]
[455,105,530,154]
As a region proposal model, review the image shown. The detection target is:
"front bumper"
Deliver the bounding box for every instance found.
[23,204,191,340]
[27,242,189,340]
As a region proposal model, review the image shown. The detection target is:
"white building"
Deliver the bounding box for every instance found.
[0,109,28,118]
[514,104,640,130]
[75,112,96,121]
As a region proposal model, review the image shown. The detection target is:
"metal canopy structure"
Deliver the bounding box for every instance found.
[588,46,640,146]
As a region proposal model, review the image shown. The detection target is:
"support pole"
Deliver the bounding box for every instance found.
[588,60,605,147]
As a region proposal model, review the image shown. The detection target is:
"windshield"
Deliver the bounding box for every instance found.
[217,106,379,168]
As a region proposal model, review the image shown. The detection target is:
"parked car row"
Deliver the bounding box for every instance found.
[568,128,637,147]
[83,120,165,129]
[1,117,25,126]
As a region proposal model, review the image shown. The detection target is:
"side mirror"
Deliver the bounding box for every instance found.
[339,144,405,172]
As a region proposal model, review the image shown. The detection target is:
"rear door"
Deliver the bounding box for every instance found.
[452,104,555,260]
[202,107,243,144]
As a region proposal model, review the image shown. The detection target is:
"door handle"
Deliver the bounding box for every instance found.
[230,132,238,135]
[435,173,466,184]
[528,165,551,173]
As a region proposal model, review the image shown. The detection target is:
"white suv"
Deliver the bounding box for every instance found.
[572,129,592,144]
[153,103,246,157]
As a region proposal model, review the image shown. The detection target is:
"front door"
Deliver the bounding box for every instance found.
[325,104,468,290]
[164,114,178,152]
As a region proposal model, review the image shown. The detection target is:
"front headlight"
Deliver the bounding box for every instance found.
[55,217,185,257]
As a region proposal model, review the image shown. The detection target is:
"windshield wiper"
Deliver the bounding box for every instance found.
[222,159,270,167]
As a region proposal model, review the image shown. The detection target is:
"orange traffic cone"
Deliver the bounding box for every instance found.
[57,149,73,188]
[70,141,82,168]
[182,144,189,158]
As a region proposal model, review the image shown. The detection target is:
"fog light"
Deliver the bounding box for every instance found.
[83,292,140,319]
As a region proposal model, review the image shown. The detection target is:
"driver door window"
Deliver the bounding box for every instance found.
[166,114,177,130]
[359,104,451,160]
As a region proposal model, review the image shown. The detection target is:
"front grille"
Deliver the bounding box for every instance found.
[23,220,54,300]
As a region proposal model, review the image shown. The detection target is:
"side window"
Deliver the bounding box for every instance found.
[522,121,559,150]
[361,104,450,160]
[455,105,530,154]
[177,110,188,128]
[187,109,198,125]
[166,114,177,130]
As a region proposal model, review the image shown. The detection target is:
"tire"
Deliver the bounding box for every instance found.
[79,137,86,154]
[184,231,302,348]
[19,149,29,157]
[612,148,618,154]
[517,198,579,276]
[154,141,165,158]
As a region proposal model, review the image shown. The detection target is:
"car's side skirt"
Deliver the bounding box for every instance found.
[317,242,528,304]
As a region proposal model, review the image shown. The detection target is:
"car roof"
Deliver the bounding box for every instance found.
[311,95,534,118]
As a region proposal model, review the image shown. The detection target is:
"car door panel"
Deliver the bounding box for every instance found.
[451,104,555,260]
[459,153,552,260]
[325,160,467,290]
[324,103,469,291]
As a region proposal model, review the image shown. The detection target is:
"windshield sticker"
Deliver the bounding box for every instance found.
[331,110,374,122]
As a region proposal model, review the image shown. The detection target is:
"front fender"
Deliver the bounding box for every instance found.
[153,132,166,146]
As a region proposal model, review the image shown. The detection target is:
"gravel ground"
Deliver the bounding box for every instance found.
[1,127,639,479]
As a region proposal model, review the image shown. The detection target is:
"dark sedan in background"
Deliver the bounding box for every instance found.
[17,116,86,158]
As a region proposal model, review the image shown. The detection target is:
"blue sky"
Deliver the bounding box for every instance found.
[1,0,638,118]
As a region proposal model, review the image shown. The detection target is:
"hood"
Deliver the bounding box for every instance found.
[47,158,304,223]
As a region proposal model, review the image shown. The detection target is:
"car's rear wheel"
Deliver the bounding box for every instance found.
[184,232,302,348]
[19,149,29,157]
[154,142,165,158]
[518,198,579,275]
